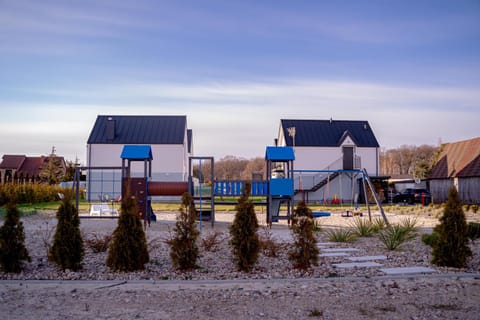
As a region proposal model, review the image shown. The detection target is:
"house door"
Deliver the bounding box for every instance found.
[343,146,354,170]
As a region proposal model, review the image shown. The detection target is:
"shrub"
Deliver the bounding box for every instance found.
[229,182,259,272]
[48,191,84,271]
[350,217,375,237]
[378,224,417,250]
[288,201,318,269]
[313,220,322,233]
[467,222,480,242]
[259,227,280,258]
[326,228,357,243]
[371,217,387,233]
[168,193,200,270]
[85,234,112,253]
[106,190,149,271]
[201,231,224,252]
[432,187,472,268]
[0,183,65,206]
[421,232,439,247]
[0,202,31,273]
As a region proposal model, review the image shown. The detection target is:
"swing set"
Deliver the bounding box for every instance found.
[293,169,388,223]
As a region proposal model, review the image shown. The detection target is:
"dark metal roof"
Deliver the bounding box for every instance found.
[280,119,379,148]
[87,115,187,145]
[0,155,26,170]
[429,137,480,179]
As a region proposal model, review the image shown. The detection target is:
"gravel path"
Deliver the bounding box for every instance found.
[1,210,479,319]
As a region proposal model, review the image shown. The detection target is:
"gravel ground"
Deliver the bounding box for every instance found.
[1,209,479,319]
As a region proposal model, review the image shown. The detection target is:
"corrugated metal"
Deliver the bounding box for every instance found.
[87,115,187,144]
[0,155,26,169]
[280,119,379,148]
[429,137,480,179]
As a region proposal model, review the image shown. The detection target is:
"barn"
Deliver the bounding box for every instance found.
[428,137,480,204]
[86,115,193,201]
[276,119,383,203]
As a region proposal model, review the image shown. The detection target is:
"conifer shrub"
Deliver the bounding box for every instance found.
[421,232,439,247]
[229,182,259,272]
[0,202,31,273]
[168,192,200,270]
[106,192,149,271]
[288,201,319,269]
[48,190,84,271]
[467,222,480,242]
[432,187,472,268]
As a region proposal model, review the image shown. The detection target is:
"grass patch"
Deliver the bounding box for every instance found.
[326,228,357,243]
[378,224,417,250]
[350,217,375,237]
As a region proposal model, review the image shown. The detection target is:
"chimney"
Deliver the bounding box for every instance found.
[106,117,115,140]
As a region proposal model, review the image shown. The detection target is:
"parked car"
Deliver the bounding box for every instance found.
[392,188,431,205]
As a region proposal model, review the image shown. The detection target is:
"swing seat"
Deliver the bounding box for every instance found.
[312,211,331,218]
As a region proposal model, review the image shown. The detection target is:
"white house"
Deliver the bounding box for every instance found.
[86,115,192,201]
[277,119,381,203]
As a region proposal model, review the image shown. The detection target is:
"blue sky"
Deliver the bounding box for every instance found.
[1,0,479,163]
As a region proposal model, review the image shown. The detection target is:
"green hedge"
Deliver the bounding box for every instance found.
[0,183,65,206]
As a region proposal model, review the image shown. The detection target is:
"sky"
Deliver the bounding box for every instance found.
[0,0,479,164]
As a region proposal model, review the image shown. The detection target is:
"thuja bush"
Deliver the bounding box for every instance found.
[168,192,200,270]
[48,190,84,271]
[467,222,480,241]
[432,187,472,268]
[0,202,31,273]
[106,193,149,272]
[288,201,318,269]
[229,182,259,272]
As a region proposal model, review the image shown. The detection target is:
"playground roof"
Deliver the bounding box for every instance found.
[265,146,295,161]
[87,115,187,145]
[280,119,379,148]
[120,145,153,160]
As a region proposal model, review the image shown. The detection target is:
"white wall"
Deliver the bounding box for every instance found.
[88,144,187,177]
[291,146,378,174]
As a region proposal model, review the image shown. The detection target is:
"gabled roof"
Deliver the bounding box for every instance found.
[0,155,26,170]
[429,137,480,179]
[87,115,187,145]
[18,157,47,177]
[280,119,379,148]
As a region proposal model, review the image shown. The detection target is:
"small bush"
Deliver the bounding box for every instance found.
[259,227,280,258]
[351,218,375,237]
[326,228,357,243]
[399,216,419,233]
[201,231,224,252]
[49,190,84,271]
[106,190,149,272]
[378,224,417,250]
[0,202,31,273]
[313,220,322,233]
[467,222,480,241]
[371,218,387,233]
[421,232,439,247]
[288,201,319,269]
[85,234,112,253]
[229,183,259,272]
[432,187,471,268]
[168,193,200,270]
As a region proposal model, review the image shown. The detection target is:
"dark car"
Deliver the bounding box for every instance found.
[392,188,431,205]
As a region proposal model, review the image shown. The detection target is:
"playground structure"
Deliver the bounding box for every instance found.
[73,145,388,226]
